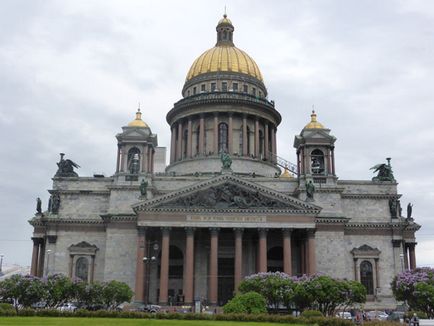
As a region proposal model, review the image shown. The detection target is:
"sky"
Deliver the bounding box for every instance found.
[0,0,433,269]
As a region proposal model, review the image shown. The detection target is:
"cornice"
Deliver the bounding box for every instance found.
[341,193,401,199]
[48,190,110,196]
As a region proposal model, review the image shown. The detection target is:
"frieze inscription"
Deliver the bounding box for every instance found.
[187,215,266,223]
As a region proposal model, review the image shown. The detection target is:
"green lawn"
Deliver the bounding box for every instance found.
[0,317,307,326]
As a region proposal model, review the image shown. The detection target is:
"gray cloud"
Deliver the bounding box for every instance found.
[0,0,433,267]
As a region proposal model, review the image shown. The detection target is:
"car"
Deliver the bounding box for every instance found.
[387,311,405,322]
[366,310,388,321]
[57,303,77,312]
[144,304,161,313]
[336,312,353,320]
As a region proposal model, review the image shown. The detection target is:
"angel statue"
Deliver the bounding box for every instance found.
[370,157,395,182]
[55,153,80,177]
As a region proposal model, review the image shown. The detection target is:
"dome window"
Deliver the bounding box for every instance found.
[201,84,206,92]
[222,82,228,92]
[243,85,248,93]
[211,83,217,92]
[193,86,197,95]
[252,87,256,96]
[233,83,238,92]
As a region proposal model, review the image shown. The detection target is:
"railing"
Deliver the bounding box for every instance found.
[174,91,276,110]
[267,151,298,175]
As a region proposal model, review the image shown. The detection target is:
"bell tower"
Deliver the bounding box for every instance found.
[294,111,337,185]
[115,108,158,179]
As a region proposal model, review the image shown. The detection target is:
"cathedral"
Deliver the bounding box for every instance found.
[29,15,419,308]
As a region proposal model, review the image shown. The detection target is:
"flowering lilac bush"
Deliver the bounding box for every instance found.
[239,272,366,316]
[392,267,434,318]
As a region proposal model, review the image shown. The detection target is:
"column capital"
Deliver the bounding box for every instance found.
[160,227,171,235]
[137,227,147,235]
[185,227,196,235]
[307,229,316,237]
[233,228,244,234]
[282,228,293,236]
[31,237,44,245]
[258,228,268,236]
[209,227,220,235]
[407,242,417,249]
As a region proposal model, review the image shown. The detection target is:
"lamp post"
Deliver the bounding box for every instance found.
[143,242,159,304]
[0,254,4,276]
[46,250,52,276]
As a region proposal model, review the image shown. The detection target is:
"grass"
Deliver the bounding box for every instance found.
[0,317,308,326]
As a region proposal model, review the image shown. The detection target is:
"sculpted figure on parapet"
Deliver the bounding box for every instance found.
[370,157,395,182]
[55,153,80,177]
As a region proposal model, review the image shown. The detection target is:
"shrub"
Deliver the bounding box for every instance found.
[223,291,267,314]
[301,309,323,317]
[0,302,16,316]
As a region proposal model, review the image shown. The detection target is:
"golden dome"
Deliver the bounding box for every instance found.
[280,167,294,179]
[218,14,232,25]
[128,109,149,128]
[185,15,263,82]
[304,110,325,129]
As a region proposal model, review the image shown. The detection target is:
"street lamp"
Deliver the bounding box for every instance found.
[0,254,4,276]
[46,250,52,276]
[143,242,159,304]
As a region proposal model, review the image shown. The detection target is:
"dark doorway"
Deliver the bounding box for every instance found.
[218,257,234,306]
[268,246,283,272]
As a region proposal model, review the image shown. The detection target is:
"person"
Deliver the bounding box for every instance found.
[410,313,419,326]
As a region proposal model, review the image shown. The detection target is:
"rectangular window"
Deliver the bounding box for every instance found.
[187,90,190,96]
[201,84,206,92]
[243,85,248,93]
[211,83,216,92]
[252,87,256,96]
[233,83,238,92]
[222,82,227,92]
[193,87,197,95]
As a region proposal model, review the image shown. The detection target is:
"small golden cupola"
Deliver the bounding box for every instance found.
[128,108,149,128]
[304,110,325,129]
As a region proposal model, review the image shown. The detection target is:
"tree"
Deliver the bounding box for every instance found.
[75,281,104,309]
[0,275,46,313]
[43,274,76,308]
[101,280,133,310]
[223,291,267,314]
[392,267,434,318]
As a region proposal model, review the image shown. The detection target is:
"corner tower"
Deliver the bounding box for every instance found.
[166,15,281,176]
[294,111,337,185]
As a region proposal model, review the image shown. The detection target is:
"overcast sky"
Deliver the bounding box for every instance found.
[0,0,433,269]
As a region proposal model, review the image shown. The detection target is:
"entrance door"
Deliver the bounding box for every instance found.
[218,257,234,306]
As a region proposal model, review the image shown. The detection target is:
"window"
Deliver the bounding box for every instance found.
[211,83,216,92]
[75,257,89,282]
[233,83,238,92]
[218,122,229,153]
[201,84,206,92]
[193,87,197,95]
[187,90,190,96]
[243,84,248,93]
[252,87,256,96]
[222,82,227,92]
[360,261,374,295]
[311,149,325,174]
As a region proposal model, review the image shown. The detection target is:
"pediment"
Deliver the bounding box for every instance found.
[133,174,321,214]
[351,244,381,258]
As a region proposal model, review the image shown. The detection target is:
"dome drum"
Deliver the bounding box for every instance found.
[183,71,267,99]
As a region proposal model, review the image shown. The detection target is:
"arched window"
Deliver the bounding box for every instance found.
[360,261,374,295]
[75,257,89,282]
[311,149,325,174]
[128,147,141,174]
[259,130,264,158]
[218,123,228,153]
[183,129,188,158]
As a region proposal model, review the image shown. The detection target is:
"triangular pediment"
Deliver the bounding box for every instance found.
[133,174,321,214]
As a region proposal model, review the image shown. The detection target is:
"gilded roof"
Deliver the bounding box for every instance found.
[185,15,263,82]
[304,110,325,129]
[128,109,149,128]
[186,46,263,82]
